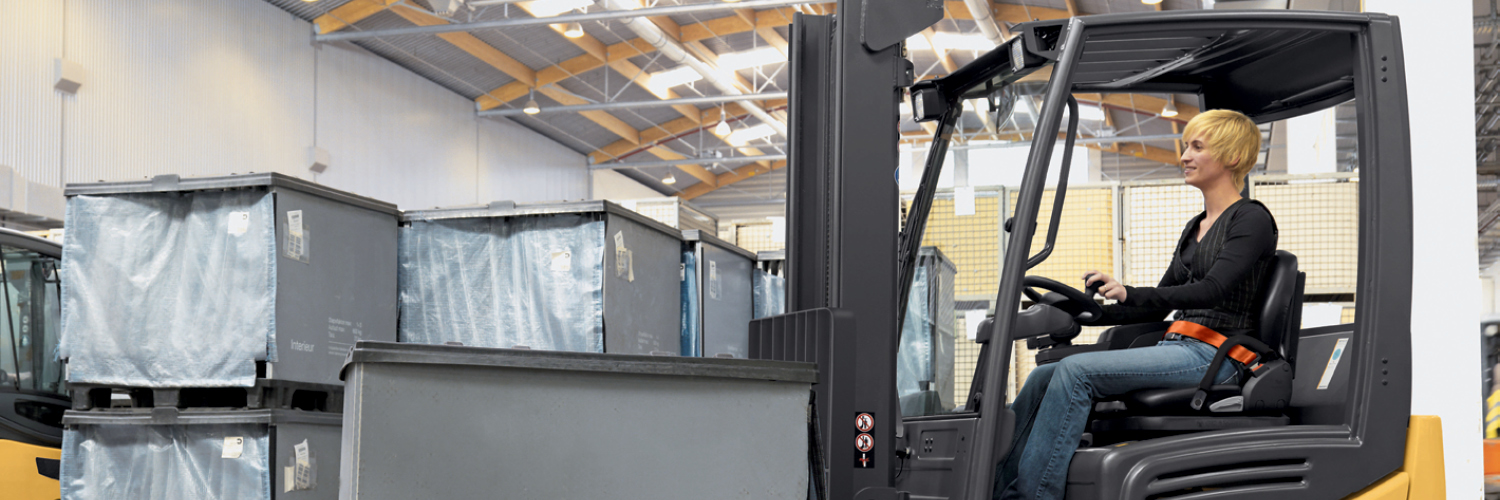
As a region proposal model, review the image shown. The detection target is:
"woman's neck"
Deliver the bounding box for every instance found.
[1200,182,1243,219]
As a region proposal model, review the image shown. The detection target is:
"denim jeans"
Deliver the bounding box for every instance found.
[994,339,1242,500]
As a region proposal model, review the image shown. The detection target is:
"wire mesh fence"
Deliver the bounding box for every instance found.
[1250,173,1360,294]
[729,222,784,253]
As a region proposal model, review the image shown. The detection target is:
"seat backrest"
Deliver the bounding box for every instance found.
[1256,250,1306,365]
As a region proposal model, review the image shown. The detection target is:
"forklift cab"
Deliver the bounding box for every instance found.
[756,6,1416,500]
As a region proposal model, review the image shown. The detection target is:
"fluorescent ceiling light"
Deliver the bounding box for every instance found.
[905,34,931,51]
[525,0,593,17]
[718,47,785,71]
[647,66,702,98]
[727,124,776,146]
[931,33,993,52]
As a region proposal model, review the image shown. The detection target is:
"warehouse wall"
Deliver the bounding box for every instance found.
[0,0,587,217]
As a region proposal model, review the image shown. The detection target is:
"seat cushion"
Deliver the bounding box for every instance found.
[1091,414,1290,433]
[1115,385,1244,414]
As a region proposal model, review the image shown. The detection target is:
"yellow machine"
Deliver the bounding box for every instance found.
[0,229,68,500]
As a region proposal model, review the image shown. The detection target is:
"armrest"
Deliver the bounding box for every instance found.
[1190,335,1279,411]
[1098,321,1173,350]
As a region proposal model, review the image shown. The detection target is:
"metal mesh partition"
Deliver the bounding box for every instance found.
[733,222,784,253]
[915,191,1004,299]
[1121,181,1204,288]
[1006,187,1117,287]
[618,198,720,233]
[1251,174,1359,295]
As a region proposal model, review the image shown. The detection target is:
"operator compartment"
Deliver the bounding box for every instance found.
[892,11,1395,500]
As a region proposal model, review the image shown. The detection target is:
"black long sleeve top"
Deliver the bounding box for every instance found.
[1097,198,1278,337]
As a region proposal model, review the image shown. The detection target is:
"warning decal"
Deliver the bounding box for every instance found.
[853,412,876,468]
[855,413,875,433]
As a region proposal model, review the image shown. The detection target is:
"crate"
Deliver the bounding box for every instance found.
[898,247,958,417]
[69,379,342,413]
[61,408,341,500]
[339,341,813,499]
[399,200,683,355]
[60,173,399,388]
[617,197,719,233]
[754,250,787,319]
[680,230,756,358]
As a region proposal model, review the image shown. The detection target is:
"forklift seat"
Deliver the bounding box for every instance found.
[1090,250,1306,437]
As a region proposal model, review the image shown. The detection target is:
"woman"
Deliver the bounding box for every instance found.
[995,109,1278,500]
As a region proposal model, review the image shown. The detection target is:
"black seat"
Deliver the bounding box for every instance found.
[1089,250,1305,438]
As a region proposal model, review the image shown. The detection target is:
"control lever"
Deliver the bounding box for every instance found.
[1082,273,1103,302]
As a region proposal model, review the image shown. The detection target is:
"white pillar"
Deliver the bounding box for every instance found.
[1362,1,1480,497]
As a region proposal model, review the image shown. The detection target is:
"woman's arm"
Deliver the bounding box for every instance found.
[1092,255,1181,325]
[1120,206,1276,311]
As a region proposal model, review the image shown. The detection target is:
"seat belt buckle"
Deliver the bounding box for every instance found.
[1190,389,1208,411]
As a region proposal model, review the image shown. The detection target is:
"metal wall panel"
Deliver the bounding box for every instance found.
[315,41,482,209]
[478,117,589,203]
[63,0,315,187]
[0,0,65,187]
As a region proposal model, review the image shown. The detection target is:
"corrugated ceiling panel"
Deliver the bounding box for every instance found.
[471,25,585,71]
[0,0,64,187]
[64,0,314,186]
[348,10,516,99]
[315,41,479,209]
[260,0,352,21]
[479,117,590,203]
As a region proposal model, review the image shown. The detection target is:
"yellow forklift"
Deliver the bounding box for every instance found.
[0,229,68,499]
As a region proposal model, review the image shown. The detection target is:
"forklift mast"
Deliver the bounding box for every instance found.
[753,3,1415,500]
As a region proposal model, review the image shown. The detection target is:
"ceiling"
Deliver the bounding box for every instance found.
[265,0,1363,223]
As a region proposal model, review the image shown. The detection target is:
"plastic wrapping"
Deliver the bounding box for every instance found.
[752,269,786,319]
[399,214,605,352]
[897,249,958,417]
[60,191,277,388]
[61,423,271,500]
[680,248,700,356]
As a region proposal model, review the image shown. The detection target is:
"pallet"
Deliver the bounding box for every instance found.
[69,379,343,413]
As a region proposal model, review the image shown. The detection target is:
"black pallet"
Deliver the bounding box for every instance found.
[69,379,343,413]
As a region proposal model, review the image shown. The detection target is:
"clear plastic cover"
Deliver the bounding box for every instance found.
[60,191,277,387]
[680,248,700,356]
[752,269,785,319]
[898,265,935,416]
[398,215,605,352]
[61,424,271,500]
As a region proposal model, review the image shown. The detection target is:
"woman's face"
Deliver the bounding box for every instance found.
[1180,132,1237,190]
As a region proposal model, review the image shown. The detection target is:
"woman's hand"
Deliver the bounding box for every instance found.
[1083,270,1127,302]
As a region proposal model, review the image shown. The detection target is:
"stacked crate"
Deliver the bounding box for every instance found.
[398,200,683,355]
[58,173,398,499]
[680,230,756,358]
[753,250,787,319]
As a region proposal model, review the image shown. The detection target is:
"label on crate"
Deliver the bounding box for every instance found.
[708,260,720,300]
[222,436,244,459]
[627,249,635,282]
[294,440,313,490]
[614,231,627,277]
[285,211,309,263]
[550,250,572,272]
[228,212,250,236]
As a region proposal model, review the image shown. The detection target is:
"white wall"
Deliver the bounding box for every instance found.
[591,169,663,201]
[1363,0,1481,497]
[0,0,587,217]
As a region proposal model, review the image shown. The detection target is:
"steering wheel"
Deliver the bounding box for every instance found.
[1022,275,1103,324]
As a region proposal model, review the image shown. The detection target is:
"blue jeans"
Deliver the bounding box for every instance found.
[995,339,1242,500]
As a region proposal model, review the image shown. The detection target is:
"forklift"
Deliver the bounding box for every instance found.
[0,228,68,499]
[749,3,1440,499]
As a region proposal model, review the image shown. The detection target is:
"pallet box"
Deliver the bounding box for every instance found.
[898,247,957,417]
[60,174,399,388]
[680,229,755,358]
[399,200,683,355]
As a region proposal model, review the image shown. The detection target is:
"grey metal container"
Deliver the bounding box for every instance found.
[61,173,399,388]
[61,409,342,500]
[399,200,683,355]
[898,247,957,417]
[681,229,756,358]
[338,341,814,500]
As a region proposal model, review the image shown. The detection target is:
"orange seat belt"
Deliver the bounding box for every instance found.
[1168,321,1261,367]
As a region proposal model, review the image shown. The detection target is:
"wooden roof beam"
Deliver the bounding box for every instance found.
[679,161,787,200]
[313,0,396,34]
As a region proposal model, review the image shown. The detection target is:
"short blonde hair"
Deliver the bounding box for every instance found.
[1181,109,1260,189]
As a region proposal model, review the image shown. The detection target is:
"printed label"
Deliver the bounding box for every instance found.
[853,412,875,468]
[627,249,635,282]
[1317,338,1349,390]
[955,187,976,216]
[614,231,628,277]
[228,212,250,236]
[550,250,572,272]
[287,210,304,237]
[708,260,720,300]
[284,214,309,263]
[222,436,244,459]
[293,440,313,490]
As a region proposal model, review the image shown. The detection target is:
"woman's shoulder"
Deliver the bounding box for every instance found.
[1231,198,1278,233]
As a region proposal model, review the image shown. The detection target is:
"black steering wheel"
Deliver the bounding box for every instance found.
[1022,275,1103,324]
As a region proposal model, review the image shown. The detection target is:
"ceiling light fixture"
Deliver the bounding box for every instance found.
[527,0,594,17]
[523,89,541,115]
[726,124,776,146]
[718,47,785,71]
[905,34,931,51]
[1161,96,1179,117]
[646,66,703,98]
[1141,0,1163,4]
[663,173,677,185]
[564,22,585,38]
[715,119,732,136]
[931,33,993,52]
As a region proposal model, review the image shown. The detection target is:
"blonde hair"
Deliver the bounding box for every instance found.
[1181,109,1260,189]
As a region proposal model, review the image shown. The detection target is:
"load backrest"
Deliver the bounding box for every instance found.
[1256,250,1306,365]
